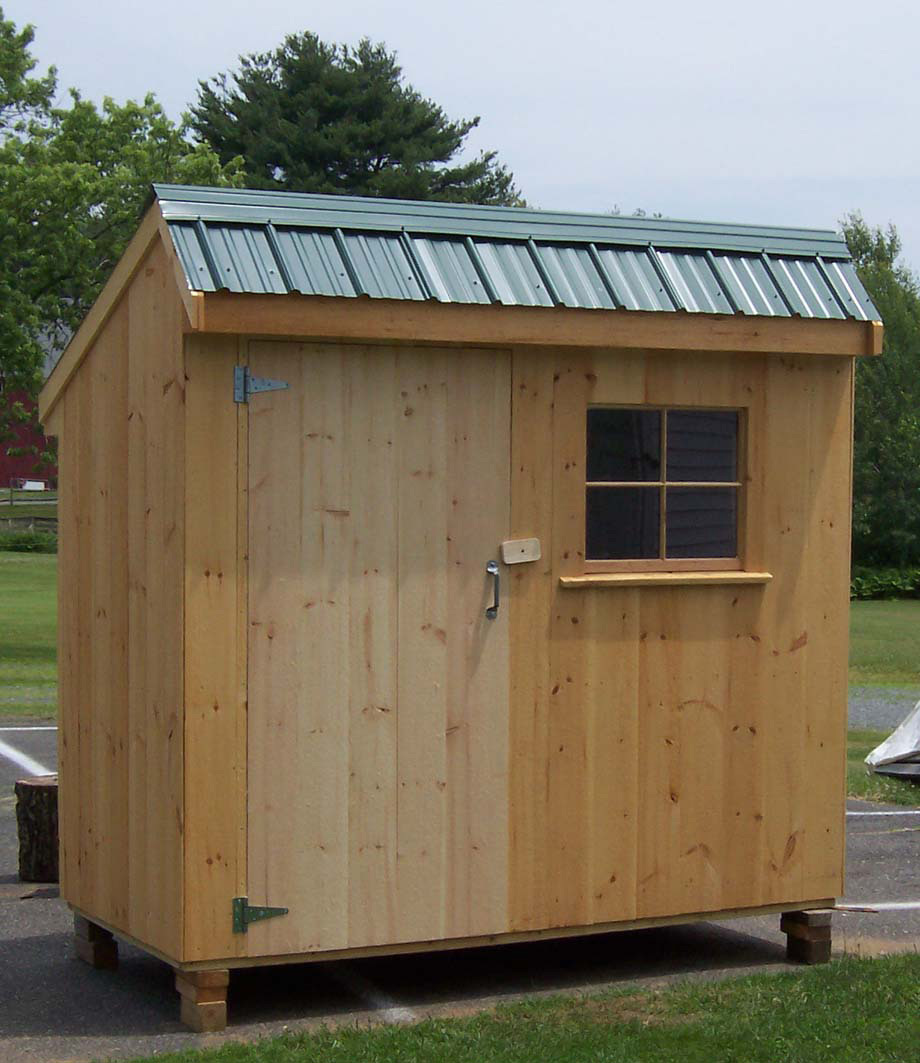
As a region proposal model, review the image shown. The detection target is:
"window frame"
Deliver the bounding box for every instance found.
[582,403,748,574]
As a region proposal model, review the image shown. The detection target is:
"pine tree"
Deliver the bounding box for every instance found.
[190,33,521,205]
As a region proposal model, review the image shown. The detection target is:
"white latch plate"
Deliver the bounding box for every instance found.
[500,538,541,564]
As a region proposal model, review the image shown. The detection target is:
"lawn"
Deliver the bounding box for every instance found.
[849,599,920,686]
[0,487,58,520]
[0,502,58,519]
[0,551,57,717]
[126,954,920,1063]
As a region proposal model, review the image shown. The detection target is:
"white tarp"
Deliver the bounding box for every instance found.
[866,700,920,767]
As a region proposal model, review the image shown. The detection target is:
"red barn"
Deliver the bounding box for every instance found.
[0,387,57,488]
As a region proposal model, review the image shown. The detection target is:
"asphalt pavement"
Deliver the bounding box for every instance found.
[0,718,917,1063]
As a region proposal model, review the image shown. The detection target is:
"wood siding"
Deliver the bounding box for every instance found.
[56,237,186,958]
[182,335,249,961]
[509,348,853,930]
[245,342,510,957]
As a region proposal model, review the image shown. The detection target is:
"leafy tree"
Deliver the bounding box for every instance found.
[0,11,241,389]
[0,8,241,475]
[845,212,920,567]
[190,33,521,205]
[0,8,54,132]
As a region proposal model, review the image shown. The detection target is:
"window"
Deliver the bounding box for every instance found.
[585,407,741,567]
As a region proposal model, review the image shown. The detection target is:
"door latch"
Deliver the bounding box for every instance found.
[486,560,500,619]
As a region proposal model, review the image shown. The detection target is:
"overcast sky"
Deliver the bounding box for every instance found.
[14,0,920,273]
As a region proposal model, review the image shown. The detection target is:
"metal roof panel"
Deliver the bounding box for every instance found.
[272,228,356,297]
[157,186,882,323]
[154,183,855,257]
[412,237,492,304]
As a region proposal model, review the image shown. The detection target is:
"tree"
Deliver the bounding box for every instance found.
[190,33,521,205]
[844,212,920,568]
[0,8,54,132]
[0,9,241,397]
[0,8,241,477]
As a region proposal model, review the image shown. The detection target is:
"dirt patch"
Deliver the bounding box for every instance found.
[530,990,704,1030]
[836,937,920,957]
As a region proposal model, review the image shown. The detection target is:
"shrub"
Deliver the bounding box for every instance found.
[0,530,57,553]
[851,565,920,600]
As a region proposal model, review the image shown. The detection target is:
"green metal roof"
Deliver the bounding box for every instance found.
[154,184,880,321]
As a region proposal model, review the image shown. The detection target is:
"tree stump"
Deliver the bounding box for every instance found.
[15,774,59,882]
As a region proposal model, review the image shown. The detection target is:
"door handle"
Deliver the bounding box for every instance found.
[486,561,500,619]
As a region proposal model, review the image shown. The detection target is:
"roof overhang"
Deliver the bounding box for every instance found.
[37,188,885,427]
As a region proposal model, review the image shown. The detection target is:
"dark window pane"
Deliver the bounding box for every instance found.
[665,487,737,558]
[587,408,660,482]
[586,486,660,559]
[666,410,738,482]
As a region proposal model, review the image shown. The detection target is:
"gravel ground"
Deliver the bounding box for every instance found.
[849,686,920,732]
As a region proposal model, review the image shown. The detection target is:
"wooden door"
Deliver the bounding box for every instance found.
[246,341,511,957]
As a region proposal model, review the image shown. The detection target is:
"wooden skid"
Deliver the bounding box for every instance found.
[73,914,118,970]
[781,909,833,964]
[176,969,230,1032]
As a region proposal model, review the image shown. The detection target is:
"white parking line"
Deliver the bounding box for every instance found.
[328,964,417,1024]
[846,810,920,817]
[0,736,53,777]
[0,726,57,732]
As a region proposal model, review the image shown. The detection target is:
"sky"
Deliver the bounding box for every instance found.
[13,0,920,274]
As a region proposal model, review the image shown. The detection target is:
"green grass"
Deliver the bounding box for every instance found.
[0,502,58,519]
[847,728,919,806]
[121,954,920,1063]
[0,551,57,717]
[849,599,920,686]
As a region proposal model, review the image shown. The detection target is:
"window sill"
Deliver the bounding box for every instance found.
[559,571,772,589]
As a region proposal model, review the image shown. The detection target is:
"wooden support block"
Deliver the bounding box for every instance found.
[73,914,118,970]
[781,910,832,964]
[176,969,230,1032]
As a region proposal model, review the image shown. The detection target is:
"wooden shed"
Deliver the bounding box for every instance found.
[38,185,882,1030]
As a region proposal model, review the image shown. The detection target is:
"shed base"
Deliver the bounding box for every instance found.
[73,914,118,970]
[176,969,230,1032]
[69,898,837,1031]
[781,909,833,964]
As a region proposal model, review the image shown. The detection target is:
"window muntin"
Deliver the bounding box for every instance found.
[585,407,741,563]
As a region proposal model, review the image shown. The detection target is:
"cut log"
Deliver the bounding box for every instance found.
[15,774,59,883]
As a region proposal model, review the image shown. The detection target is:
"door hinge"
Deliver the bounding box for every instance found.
[233,365,289,404]
[232,896,289,933]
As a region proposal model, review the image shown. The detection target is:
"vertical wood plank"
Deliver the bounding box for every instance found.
[444,349,511,938]
[247,342,351,955]
[56,387,81,911]
[75,363,94,915]
[126,239,185,957]
[584,588,639,923]
[183,334,247,960]
[346,347,399,947]
[89,303,130,928]
[395,348,450,942]
[126,283,149,940]
[757,356,810,904]
[246,343,303,953]
[508,347,556,931]
[545,353,594,927]
[801,357,852,900]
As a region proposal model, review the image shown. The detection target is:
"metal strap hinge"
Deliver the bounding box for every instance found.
[232,896,289,933]
[233,365,289,404]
